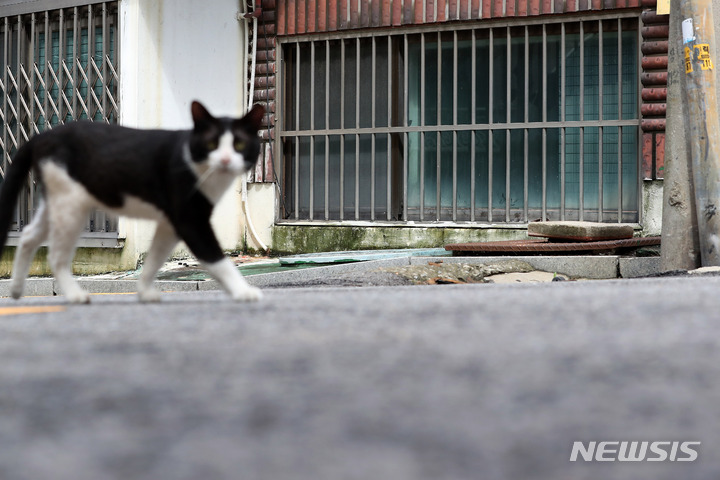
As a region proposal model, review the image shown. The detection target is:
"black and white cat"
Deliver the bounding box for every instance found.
[0,101,265,303]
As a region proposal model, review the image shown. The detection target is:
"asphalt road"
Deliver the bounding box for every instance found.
[0,276,719,480]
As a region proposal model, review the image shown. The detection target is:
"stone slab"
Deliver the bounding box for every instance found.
[618,257,661,278]
[0,278,54,298]
[413,256,620,279]
[527,221,635,241]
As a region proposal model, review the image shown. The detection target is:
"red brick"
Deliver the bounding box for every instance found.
[529,0,540,15]
[404,0,414,23]
[507,0,516,16]
[471,0,481,17]
[566,0,576,10]
[438,0,447,21]
[591,0,601,8]
[518,0,528,15]
[360,0,370,25]
[482,0,491,17]
[381,0,391,25]
[642,9,669,23]
[277,0,286,35]
[415,0,425,22]
[641,72,668,86]
[459,0,470,18]
[426,0,435,21]
[641,41,668,55]
[449,0,458,19]
[642,132,654,179]
[542,0,552,12]
[317,0,327,30]
[493,0,503,17]
[655,132,665,179]
[349,0,358,27]
[616,0,626,6]
[328,0,337,30]
[339,0,347,28]
[642,25,670,38]
[392,0,402,25]
[641,56,668,70]
[641,118,666,131]
[307,0,316,32]
[372,0,381,25]
[287,0,296,34]
[297,0,306,33]
[642,88,667,101]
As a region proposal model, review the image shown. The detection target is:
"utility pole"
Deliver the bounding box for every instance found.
[661,0,701,271]
[679,0,720,265]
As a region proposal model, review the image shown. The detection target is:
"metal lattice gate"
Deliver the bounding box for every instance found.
[0,1,120,239]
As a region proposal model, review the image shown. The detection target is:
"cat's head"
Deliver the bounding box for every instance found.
[188,101,265,174]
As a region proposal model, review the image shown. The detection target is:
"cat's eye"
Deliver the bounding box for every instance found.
[234,140,246,151]
[206,140,218,150]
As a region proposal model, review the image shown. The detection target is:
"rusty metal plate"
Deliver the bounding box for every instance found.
[445,237,661,254]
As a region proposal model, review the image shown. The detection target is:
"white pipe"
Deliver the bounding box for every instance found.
[241,0,268,252]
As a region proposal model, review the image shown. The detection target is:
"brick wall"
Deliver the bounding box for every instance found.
[640,1,667,180]
[252,0,668,183]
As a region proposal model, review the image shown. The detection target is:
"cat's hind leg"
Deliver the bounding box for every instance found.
[137,221,178,302]
[10,201,49,299]
[47,203,92,304]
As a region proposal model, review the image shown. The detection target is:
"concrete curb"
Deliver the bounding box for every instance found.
[0,255,662,298]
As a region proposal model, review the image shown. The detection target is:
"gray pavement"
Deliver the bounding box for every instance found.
[0,275,719,479]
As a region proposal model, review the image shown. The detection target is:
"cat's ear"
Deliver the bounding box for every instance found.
[191,101,215,128]
[236,104,266,135]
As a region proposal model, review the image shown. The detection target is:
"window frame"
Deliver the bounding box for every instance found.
[276,10,643,225]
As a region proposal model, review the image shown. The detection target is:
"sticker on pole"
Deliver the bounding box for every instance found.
[683,18,695,44]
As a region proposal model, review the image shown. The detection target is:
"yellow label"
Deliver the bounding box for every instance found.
[695,43,714,70]
[657,0,670,15]
[685,46,694,73]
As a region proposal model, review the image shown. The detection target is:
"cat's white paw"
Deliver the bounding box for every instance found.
[138,288,162,303]
[66,290,91,304]
[231,286,263,302]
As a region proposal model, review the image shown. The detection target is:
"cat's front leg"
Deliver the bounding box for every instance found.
[203,258,263,302]
[138,221,179,303]
[176,219,262,302]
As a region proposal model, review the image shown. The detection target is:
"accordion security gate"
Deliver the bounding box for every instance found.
[0,1,119,240]
[278,13,642,224]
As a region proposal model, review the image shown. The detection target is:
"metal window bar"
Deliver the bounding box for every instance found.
[278,13,642,225]
[1,2,120,236]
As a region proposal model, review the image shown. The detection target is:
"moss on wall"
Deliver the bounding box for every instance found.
[271,225,527,255]
[0,246,133,279]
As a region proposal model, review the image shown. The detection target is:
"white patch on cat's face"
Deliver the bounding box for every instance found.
[208,131,245,174]
[187,131,247,205]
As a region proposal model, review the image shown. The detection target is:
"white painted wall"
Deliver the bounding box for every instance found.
[117,0,269,266]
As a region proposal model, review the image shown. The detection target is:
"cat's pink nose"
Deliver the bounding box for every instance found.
[220,157,231,166]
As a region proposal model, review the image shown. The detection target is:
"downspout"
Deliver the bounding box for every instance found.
[240,0,268,252]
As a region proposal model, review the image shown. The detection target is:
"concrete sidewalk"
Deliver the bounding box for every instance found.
[0,254,663,298]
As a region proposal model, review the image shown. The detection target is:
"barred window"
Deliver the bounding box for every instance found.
[279,14,640,224]
[0,2,120,235]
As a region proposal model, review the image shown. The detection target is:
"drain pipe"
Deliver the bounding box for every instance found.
[240,1,268,253]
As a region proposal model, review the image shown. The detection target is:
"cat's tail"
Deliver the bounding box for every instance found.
[0,140,35,257]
